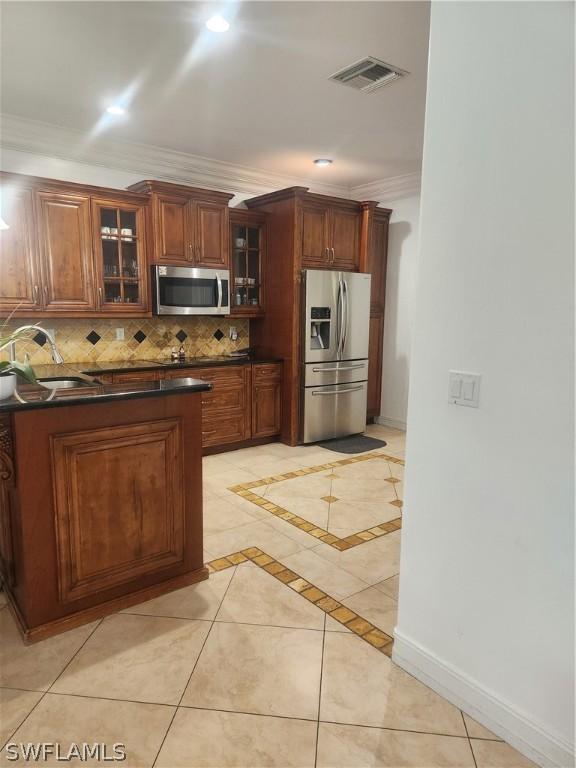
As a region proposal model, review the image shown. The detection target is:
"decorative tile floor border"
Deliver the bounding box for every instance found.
[229,451,404,550]
[206,547,394,656]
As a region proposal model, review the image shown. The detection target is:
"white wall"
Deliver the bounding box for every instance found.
[378,194,420,430]
[394,3,574,767]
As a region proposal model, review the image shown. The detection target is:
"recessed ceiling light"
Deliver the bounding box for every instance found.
[313,159,333,167]
[106,105,126,116]
[206,14,230,32]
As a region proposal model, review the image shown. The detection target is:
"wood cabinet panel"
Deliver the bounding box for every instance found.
[367,312,384,419]
[361,207,390,313]
[155,195,192,264]
[331,209,360,270]
[0,417,16,588]
[0,186,41,312]
[51,419,185,602]
[252,363,282,438]
[196,201,228,267]
[301,206,330,267]
[252,382,282,437]
[37,191,96,311]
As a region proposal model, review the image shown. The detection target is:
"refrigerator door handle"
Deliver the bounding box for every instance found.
[311,385,364,396]
[311,364,365,372]
[336,278,343,358]
[341,279,349,354]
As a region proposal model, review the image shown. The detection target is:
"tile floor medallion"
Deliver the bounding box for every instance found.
[229,451,404,550]
[0,426,537,767]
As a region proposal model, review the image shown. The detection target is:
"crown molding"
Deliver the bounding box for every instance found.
[351,171,421,203]
[0,113,351,199]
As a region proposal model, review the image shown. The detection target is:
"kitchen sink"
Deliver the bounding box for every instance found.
[38,377,99,389]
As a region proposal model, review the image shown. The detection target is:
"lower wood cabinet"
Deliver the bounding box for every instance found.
[170,365,251,448]
[93,362,282,450]
[252,363,282,438]
[2,394,206,640]
[367,313,384,419]
[51,419,185,602]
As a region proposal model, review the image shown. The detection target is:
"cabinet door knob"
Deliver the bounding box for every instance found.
[98,286,103,304]
[331,247,335,263]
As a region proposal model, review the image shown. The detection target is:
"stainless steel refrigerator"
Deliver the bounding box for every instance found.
[301,269,371,443]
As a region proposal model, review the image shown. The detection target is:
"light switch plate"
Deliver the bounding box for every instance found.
[448,371,481,408]
[229,326,238,341]
[115,327,125,341]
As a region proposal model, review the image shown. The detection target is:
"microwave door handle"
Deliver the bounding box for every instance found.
[216,275,223,308]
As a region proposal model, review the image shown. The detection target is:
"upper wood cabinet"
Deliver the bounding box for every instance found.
[229,208,267,317]
[359,203,392,313]
[156,193,190,263]
[37,191,96,311]
[301,204,331,267]
[92,198,148,312]
[0,185,41,312]
[300,197,360,271]
[129,181,233,268]
[0,172,150,317]
[331,208,360,270]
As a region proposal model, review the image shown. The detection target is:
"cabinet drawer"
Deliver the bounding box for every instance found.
[113,370,162,383]
[252,362,282,383]
[202,413,249,447]
[165,365,247,387]
[201,386,245,413]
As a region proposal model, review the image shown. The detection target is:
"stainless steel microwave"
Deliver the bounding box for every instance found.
[152,265,230,315]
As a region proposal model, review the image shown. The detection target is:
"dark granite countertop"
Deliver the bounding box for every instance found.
[29,355,282,379]
[0,377,212,414]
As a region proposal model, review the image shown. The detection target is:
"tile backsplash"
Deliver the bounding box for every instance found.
[2,317,249,366]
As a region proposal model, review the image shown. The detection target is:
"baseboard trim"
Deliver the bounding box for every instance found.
[392,630,574,768]
[375,415,407,431]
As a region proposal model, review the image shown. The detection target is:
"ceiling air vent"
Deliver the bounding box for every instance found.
[329,56,408,93]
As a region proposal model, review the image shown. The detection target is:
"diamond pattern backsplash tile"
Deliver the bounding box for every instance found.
[2,318,249,365]
[175,329,187,343]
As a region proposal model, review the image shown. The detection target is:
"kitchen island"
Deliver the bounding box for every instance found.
[0,376,211,642]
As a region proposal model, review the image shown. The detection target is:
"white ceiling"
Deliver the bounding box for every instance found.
[0,1,430,188]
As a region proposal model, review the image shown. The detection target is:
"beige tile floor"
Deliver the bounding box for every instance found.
[0,425,538,767]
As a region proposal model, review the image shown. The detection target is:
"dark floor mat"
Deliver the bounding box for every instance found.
[317,435,387,454]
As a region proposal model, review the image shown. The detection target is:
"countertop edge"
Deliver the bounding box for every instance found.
[0,378,212,415]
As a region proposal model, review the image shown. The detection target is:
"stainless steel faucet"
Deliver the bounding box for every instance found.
[5,325,64,364]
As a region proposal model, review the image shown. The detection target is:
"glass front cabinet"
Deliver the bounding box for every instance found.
[229,210,267,317]
[92,198,149,312]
